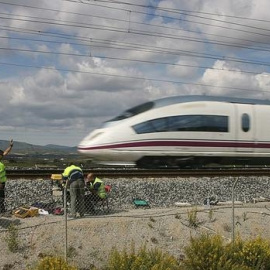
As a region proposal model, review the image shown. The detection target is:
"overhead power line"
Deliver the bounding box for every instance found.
[1,34,270,70]
[0,0,270,97]
[0,40,267,75]
[80,0,270,34]
[2,0,270,41]
[1,11,270,55]
[88,0,270,25]
[1,60,268,95]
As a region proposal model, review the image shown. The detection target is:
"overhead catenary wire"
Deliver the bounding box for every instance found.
[1,0,270,97]
[2,23,270,68]
[1,61,269,95]
[2,12,270,53]
[1,12,270,68]
[1,1,270,60]
[73,0,270,35]
[2,0,270,46]
[0,39,269,77]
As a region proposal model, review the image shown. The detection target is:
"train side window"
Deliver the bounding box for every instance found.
[241,113,250,132]
[133,118,168,134]
[151,118,168,132]
[204,115,228,132]
[133,115,228,134]
[133,121,155,134]
[168,115,228,132]
[168,115,201,131]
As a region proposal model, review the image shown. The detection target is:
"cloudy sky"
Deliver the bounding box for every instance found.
[1,0,270,147]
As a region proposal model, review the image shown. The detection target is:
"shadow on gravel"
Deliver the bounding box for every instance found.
[0,218,21,230]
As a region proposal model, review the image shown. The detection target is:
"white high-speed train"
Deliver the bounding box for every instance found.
[77,95,270,168]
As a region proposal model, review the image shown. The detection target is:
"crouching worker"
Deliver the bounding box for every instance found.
[62,164,85,218]
[85,173,106,213]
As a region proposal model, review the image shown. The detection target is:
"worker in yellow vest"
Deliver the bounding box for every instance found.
[0,139,14,213]
[85,173,106,213]
[86,173,106,199]
[62,164,85,218]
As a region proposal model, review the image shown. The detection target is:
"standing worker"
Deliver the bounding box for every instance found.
[62,164,85,218]
[0,139,14,213]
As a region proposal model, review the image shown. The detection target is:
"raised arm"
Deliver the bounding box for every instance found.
[3,139,13,156]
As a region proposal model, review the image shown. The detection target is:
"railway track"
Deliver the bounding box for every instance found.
[6,167,270,179]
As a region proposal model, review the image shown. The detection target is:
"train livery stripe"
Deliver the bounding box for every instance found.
[78,140,270,151]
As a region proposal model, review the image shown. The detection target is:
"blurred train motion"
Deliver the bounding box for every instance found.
[77,95,270,168]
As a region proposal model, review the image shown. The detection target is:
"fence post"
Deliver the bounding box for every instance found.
[232,177,239,243]
[64,186,68,261]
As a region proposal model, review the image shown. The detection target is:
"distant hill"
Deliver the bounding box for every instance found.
[0,140,77,155]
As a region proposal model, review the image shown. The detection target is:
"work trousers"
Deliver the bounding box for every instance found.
[0,182,5,213]
[69,179,85,217]
[85,193,101,213]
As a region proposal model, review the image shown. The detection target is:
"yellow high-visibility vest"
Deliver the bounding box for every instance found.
[91,177,106,199]
[0,162,7,183]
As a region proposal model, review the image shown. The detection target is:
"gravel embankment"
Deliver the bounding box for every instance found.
[5,175,270,210]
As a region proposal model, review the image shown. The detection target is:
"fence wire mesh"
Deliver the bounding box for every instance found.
[0,179,118,269]
[1,176,270,269]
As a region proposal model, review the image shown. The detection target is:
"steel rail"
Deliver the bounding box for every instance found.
[6,167,270,179]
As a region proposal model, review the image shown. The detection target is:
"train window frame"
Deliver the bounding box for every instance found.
[241,113,250,132]
[133,115,228,134]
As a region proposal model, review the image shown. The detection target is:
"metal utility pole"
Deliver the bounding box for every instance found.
[64,186,68,261]
[232,177,239,243]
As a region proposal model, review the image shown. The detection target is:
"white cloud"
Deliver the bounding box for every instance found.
[167,58,200,78]
[1,0,270,146]
[201,60,270,98]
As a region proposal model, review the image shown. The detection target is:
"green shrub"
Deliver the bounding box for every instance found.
[4,224,20,252]
[226,236,270,269]
[28,256,78,270]
[28,235,270,270]
[181,233,270,270]
[181,234,227,270]
[105,244,179,270]
[187,208,199,228]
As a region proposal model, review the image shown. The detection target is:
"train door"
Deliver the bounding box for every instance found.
[235,104,255,152]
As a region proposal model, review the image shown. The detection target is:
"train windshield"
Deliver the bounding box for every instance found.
[106,102,154,122]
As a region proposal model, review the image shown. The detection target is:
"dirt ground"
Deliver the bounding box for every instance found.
[1,202,270,270]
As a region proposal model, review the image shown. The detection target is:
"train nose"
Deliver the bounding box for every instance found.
[77,130,105,151]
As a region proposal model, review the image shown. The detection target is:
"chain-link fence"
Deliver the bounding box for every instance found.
[1,175,270,269]
[0,178,119,269]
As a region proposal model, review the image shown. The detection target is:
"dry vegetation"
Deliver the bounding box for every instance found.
[1,202,270,269]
